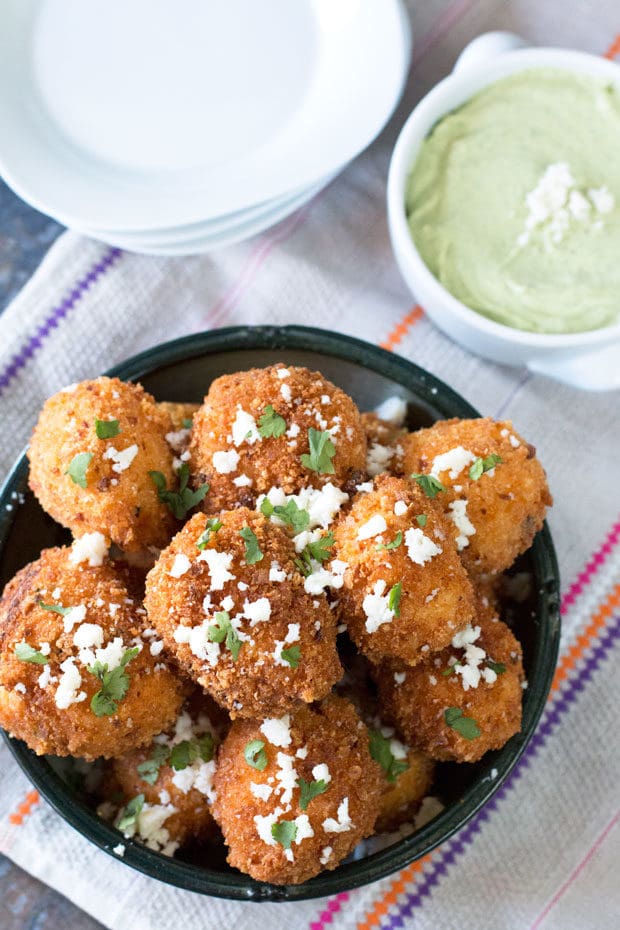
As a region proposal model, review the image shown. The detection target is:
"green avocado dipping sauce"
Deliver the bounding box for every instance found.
[406,68,620,334]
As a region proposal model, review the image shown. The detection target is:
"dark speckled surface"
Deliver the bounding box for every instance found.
[0,179,103,930]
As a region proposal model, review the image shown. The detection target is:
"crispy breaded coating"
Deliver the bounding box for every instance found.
[400,418,552,574]
[332,475,476,666]
[189,364,367,512]
[28,377,177,551]
[376,596,524,764]
[212,696,382,884]
[375,742,435,833]
[0,546,185,759]
[110,699,223,850]
[144,509,342,718]
[157,402,200,432]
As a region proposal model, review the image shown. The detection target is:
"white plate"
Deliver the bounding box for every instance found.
[78,174,330,255]
[0,0,410,231]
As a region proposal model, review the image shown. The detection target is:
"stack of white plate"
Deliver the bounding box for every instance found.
[0,0,411,255]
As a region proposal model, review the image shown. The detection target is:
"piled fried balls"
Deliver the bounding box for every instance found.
[0,364,551,885]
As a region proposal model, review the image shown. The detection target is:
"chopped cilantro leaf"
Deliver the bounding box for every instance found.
[416,514,428,527]
[207,611,241,661]
[117,793,145,832]
[486,660,506,675]
[444,706,481,740]
[368,729,409,783]
[88,646,139,717]
[39,602,71,616]
[197,518,223,549]
[442,661,461,677]
[240,526,263,565]
[244,739,267,771]
[376,531,403,551]
[257,405,287,438]
[297,777,328,810]
[295,531,335,575]
[95,418,121,440]
[182,418,193,429]
[411,473,445,499]
[300,428,336,475]
[271,820,297,849]
[388,582,402,617]
[169,733,216,770]
[66,452,93,489]
[281,646,301,669]
[14,642,48,665]
[136,744,170,785]
[260,498,310,534]
[149,463,209,520]
[469,454,502,481]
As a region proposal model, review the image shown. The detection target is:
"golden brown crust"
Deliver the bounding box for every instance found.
[144,509,342,718]
[400,418,552,574]
[0,547,185,759]
[189,364,367,512]
[376,605,524,764]
[28,377,177,551]
[376,747,435,833]
[333,475,476,665]
[157,402,200,431]
[212,696,383,884]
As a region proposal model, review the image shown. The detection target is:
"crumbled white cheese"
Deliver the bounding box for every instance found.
[169,553,191,578]
[269,561,287,583]
[366,442,393,477]
[404,527,442,565]
[280,383,292,403]
[294,813,314,844]
[285,623,300,643]
[450,624,488,691]
[320,846,333,865]
[73,622,104,657]
[254,811,280,846]
[112,843,125,857]
[14,682,26,694]
[394,671,406,685]
[260,716,291,747]
[356,481,374,493]
[374,396,407,425]
[62,604,87,634]
[165,428,191,453]
[69,532,108,567]
[357,514,388,541]
[212,449,240,474]
[449,499,476,551]
[103,444,138,474]
[243,597,271,626]
[232,407,260,446]
[323,797,354,833]
[363,580,395,634]
[250,782,273,802]
[394,500,408,516]
[304,559,347,595]
[275,752,298,805]
[55,658,87,709]
[174,623,220,666]
[276,368,290,379]
[197,549,235,589]
[233,473,253,487]
[312,763,331,783]
[430,446,475,481]
[171,758,217,803]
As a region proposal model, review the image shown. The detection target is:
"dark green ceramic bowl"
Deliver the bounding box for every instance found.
[0,325,560,902]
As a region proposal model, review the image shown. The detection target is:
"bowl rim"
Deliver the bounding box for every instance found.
[387,46,620,348]
[0,324,561,902]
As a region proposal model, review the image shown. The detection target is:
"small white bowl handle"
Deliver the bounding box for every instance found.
[453,31,530,74]
[527,344,620,391]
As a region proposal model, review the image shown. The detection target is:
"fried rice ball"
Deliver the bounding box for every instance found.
[189,364,367,512]
[400,418,552,574]
[212,696,383,884]
[144,508,342,719]
[108,697,224,852]
[28,377,178,552]
[376,595,524,764]
[332,475,476,666]
[0,545,185,759]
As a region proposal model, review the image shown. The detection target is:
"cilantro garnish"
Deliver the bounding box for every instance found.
[486,660,506,675]
[136,744,171,785]
[295,531,335,575]
[88,646,140,717]
[271,820,297,849]
[207,611,242,661]
[117,794,145,832]
[411,473,445,499]
[388,582,402,617]
[14,642,48,665]
[169,733,215,770]
[368,729,409,783]
[95,418,120,440]
[66,452,93,489]
[376,531,403,552]
[182,417,193,429]
[260,498,310,534]
[469,454,502,481]
[149,463,209,520]
[297,777,328,810]
[39,602,71,616]
[416,514,428,527]
[280,646,301,669]
[444,706,481,740]
[240,526,263,565]
[197,518,223,549]
[244,739,268,771]
[442,661,461,677]
[301,428,336,475]
[257,405,287,439]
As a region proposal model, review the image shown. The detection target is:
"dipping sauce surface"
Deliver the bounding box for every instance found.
[406,68,620,334]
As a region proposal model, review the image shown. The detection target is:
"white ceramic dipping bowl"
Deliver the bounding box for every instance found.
[388,31,620,391]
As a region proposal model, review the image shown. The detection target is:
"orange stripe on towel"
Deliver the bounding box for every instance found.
[604,34,620,59]
[380,305,424,352]
[9,790,40,825]
[357,856,432,930]
[550,583,620,692]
